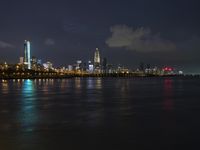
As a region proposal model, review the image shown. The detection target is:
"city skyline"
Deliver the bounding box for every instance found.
[0,0,200,73]
[0,40,179,73]
[0,40,181,78]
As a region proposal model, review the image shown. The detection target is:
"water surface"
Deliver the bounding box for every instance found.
[0,77,200,150]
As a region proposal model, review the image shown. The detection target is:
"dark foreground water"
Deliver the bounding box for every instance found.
[0,77,200,150]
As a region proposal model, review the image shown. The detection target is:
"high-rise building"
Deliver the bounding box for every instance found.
[88,61,94,73]
[102,57,107,73]
[37,59,42,65]
[68,65,73,71]
[31,56,37,64]
[94,48,100,71]
[76,60,82,71]
[24,40,31,69]
[31,56,38,71]
[43,61,53,70]
[19,57,24,64]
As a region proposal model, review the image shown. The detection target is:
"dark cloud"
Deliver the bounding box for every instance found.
[175,36,200,62]
[63,18,89,34]
[0,41,14,49]
[179,36,200,52]
[44,38,55,46]
[106,25,176,52]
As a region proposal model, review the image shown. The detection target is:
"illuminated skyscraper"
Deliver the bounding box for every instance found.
[88,60,94,73]
[19,57,24,64]
[94,48,100,70]
[24,40,31,69]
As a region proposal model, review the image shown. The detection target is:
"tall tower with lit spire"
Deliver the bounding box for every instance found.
[24,40,31,69]
[94,48,100,70]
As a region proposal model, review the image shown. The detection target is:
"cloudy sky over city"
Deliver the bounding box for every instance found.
[0,0,200,73]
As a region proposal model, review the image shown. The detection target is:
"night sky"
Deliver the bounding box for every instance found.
[0,0,200,73]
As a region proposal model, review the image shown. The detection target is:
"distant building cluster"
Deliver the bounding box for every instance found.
[0,40,184,76]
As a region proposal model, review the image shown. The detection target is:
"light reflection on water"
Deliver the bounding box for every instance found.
[85,78,104,126]
[163,78,174,111]
[1,80,9,94]
[75,77,81,89]
[87,78,102,90]
[87,78,93,89]
[95,78,102,89]
[19,79,38,132]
